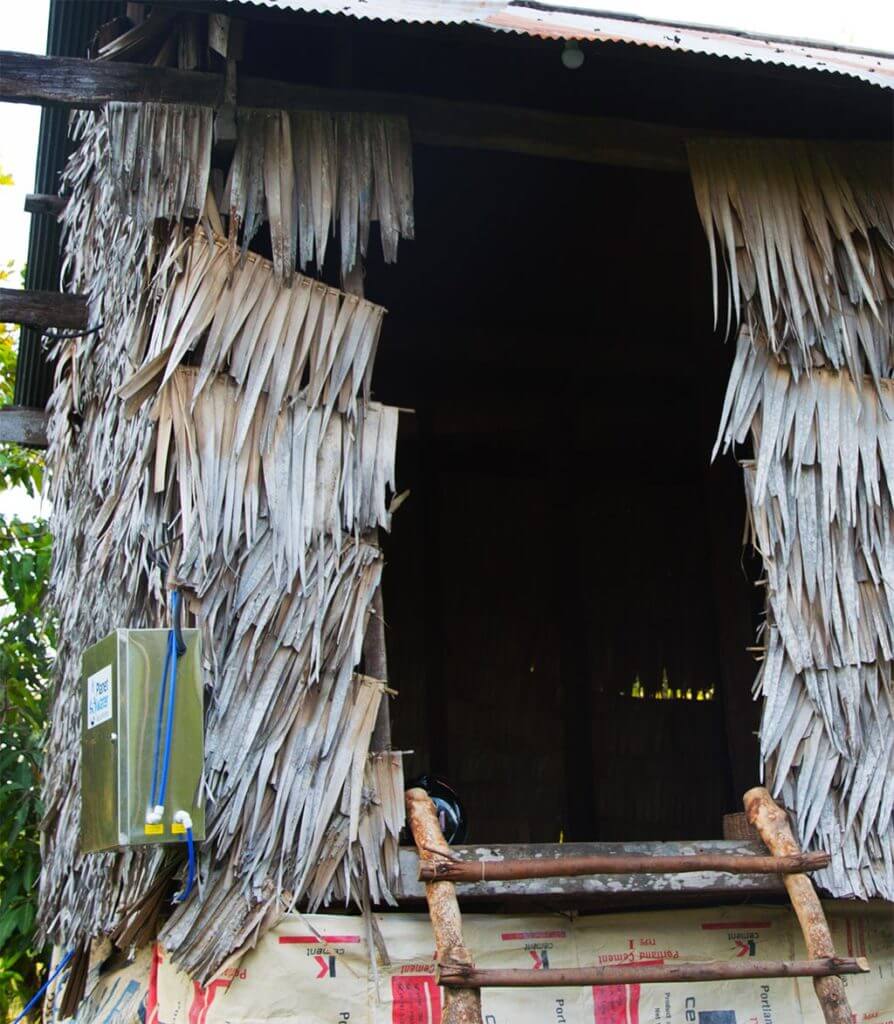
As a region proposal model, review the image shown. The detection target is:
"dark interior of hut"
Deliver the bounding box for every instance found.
[367,146,763,845]
[187,1,890,847]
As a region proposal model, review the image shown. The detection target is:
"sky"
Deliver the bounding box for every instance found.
[0,0,890,520]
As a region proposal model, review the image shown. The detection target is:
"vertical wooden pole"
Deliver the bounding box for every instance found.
[744,788,855,1024]
[405,788,483,1024]
[365,583,392,752]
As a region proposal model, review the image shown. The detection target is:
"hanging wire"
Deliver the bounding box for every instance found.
[12,949,74,1024]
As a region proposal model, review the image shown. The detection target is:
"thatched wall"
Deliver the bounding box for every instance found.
[692,140,894,900]
[39,104,410,980]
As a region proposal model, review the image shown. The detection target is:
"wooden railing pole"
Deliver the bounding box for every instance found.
[418,850,829,882]
[405,787,482,1024]
[744,787,856,1024]
[439,956,870,988]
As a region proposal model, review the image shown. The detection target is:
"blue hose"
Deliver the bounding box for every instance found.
[148,591,183,817]
[12,949,74,1024]
[173,826,196,903]
[148,629,174,810]
[156,627,180,812]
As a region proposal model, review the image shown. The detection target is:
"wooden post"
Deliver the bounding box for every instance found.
[405,787,482,1024]
[365,584,392,752]
[744,787,856,1024]
[419,849,830,882]
[439,956,870,989]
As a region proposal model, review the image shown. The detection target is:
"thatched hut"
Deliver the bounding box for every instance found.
[1,0,892,1018]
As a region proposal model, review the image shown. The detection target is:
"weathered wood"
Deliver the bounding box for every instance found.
[0,407,49,447]
[399,840,787,899]
[365,584,392,753]
[0,51,688,173]
[419,849,829,882]
[24,193,67,216]
[0,51,221,107]
[744,787,856,1024]
[439,956,871,989]
[406,788,482,1024]
[0,288,87,330]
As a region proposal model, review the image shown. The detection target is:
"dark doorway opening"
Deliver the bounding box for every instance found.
[367,144,762,844]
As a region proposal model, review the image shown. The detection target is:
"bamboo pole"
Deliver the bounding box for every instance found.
[419,850,829,882]
[439,957,870,989]
[744,787,857,1024]
[405,788,482,1024]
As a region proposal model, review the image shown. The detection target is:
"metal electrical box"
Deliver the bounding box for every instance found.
[80,629,205,853]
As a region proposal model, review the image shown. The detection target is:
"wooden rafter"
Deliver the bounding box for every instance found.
[0,50,688,173]
[0,288,87,330]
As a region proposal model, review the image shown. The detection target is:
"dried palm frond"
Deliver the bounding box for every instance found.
[40,104,405,985]
[152,368,398,588]
[120,230,386,438]
[716,330,894,900]
[107,102,214,225]
[223,108,414,282]
[688,140,894,380]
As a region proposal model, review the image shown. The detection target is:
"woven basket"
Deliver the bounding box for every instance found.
[722,812,761,842]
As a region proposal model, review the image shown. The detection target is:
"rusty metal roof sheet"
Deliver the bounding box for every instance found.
[228,0,894,89]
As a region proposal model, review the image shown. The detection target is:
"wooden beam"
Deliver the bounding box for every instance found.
[744,787,855,1024]
[0,407,49,447]
[0,288,88,330]
[399,839,787,899]
[0,51,688,173]
[24,193,67,216]
[439,957,871,989]
[0,51,221,107]
[419,849,830,882]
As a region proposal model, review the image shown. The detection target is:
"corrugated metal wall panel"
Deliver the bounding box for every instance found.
[15,0,124,409]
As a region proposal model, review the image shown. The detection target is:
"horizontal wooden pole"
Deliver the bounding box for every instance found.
[24,193,67,216]
[439,957,871,989]
[0,407,49,447]
[420,850,830,882]
[0,288,88,330]
[399,840,788,899]
[0,50,687,173]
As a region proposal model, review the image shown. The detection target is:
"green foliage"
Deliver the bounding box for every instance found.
[0,166,54,1017]
[0,261,43,500]
[0,515,53,1020]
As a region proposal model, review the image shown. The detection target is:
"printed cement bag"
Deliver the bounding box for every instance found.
[44,944,151,1024]
[151,917,371,1023]
[574,905,797,1024]
[66,903,894,1024]
[797,903,894,1024]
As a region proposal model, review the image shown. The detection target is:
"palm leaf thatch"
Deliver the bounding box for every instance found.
[107,102,214,226]
[688,140,893,382]
[714,331,894,898]
[223,108,414,281]
[39,105,406,982]
[103,100,414,284]
[695,137,894,900]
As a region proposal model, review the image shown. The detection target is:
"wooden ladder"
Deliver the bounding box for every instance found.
[405,786,866,1024]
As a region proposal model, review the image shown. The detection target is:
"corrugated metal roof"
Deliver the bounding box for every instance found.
[226,0,894,89]
[226,0,506,23]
